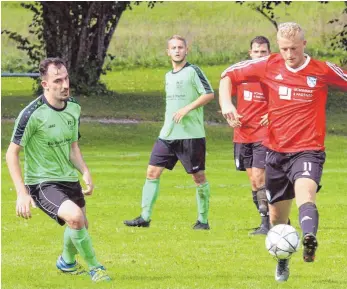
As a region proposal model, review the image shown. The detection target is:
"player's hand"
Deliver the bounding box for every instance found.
[16,190,36,219]
[227,117,242,128]
[173,106,191,123]
[260,113,269,126]
[222,109,243,127]
[82,172,94,196]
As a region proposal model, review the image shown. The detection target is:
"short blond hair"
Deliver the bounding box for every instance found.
[277,22,305,40]
[167,35,187,47]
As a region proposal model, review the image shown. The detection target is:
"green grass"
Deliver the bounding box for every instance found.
[2,122,347,289]
[2,1,346,71]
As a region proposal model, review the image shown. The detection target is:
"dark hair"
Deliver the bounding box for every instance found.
[250,36,271,51]
[39,57,66,77]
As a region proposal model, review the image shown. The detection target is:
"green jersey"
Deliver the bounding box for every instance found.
[159,62,214,140]
[11,95,81,185]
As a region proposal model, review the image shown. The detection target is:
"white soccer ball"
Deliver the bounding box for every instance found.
[265,224,300,259]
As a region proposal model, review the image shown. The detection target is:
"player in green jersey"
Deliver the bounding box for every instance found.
[6,58,110,282]
[124,35,215,230]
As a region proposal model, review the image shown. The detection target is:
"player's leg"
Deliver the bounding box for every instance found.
[191,170,210,230]
[235,143,260,231]
[250,168,269,235]
[58,200,110,282]
[290,150,325,262]
[60,205,88,272]
[245,168,259,211]
[28,182,109,281]
[124,138,177,227]
[250,142,269,235]
[178,138,210,229]
[265,150,294,282]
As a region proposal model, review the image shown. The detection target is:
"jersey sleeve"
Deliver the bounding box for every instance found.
[221,57,268,84]
[73,108,81,142]
[11,110,37,147]
[325,61,347,91]
[191,66,214,95]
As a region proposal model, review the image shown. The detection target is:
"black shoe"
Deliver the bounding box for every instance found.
[275,259,290,282]
[123,216,150,227]
[303,233,318,262]
[249,225,269,236]
[193,220,210,230]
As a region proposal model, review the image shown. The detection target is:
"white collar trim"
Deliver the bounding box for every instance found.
[285,54,311,73]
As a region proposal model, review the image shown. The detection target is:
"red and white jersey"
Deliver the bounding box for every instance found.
[222,53,347,153]
[232,82,268,143]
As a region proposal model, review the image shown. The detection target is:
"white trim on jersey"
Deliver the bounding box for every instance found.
[326,61,347,82]
[221,56,269,78]
[285,54,311,73]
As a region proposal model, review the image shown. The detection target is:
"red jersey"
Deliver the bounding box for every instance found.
[222,53,347,153]
[231,82,268,143]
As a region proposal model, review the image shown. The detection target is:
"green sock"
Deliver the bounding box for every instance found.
[141,178,160,221]
[62,227,78,264]
[69,227,101,269]
[196,182,210,224]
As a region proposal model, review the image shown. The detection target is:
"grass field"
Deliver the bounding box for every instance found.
[2,2,347,288]
[2,1,346,71]
[1,122,347,289]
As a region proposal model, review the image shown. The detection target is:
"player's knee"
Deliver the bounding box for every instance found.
[250,177,257,190]
[252,172,265,189]
[192,172,206,185]
[65,209,85,229]
[146,167,162,179]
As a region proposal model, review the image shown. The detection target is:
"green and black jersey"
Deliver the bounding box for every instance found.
[159,62,214,140]
[11,95,81,185]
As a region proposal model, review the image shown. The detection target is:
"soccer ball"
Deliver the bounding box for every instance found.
[265,224,300,259]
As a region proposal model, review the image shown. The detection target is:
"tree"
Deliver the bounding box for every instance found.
[2,1,157,94]
[328,1,347,66]
[236,1,292,31]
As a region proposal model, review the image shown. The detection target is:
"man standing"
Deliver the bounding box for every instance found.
[221,36,271,235]
[6,58,110,282]
[124,35,214,230]
[219,23,347,282]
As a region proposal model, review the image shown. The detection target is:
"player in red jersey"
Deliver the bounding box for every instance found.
[221,36,271,235]
[219,22,347,282]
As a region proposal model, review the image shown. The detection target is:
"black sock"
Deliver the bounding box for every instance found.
[299,202,319,236]
[252,190,259,210]
[261,215,270,229]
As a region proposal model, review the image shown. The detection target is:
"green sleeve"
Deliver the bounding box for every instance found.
[191,66,214,95]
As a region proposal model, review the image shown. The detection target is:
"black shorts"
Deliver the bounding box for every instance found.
[234,142,267,171]
[27,181,85,226]
[265,150,326,204]
[149,138,206,174]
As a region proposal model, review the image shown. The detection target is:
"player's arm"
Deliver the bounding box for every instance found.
[173,66,214,123]
[325,61,347,91]
[70,141,94,195]
[220,57,268,123]
[173,92,214,123]
[6,142,36,219]
[219,77,242,127]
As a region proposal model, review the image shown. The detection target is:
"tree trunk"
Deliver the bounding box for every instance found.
[40,1,130,94]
